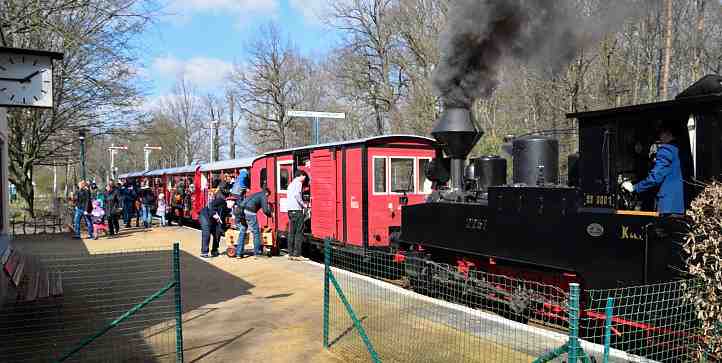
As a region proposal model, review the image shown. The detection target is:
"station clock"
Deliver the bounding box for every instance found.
[0,47,64,108]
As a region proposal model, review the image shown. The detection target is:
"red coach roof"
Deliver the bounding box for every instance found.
[263,134,436,156]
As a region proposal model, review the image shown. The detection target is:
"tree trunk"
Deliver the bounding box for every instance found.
[228,93,236,159]
[693,0,706,80]
[660,0,673,100]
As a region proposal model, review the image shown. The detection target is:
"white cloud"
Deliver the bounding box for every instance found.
[152,55,234,88]
[166,0,280,24]
[289,0,325,24]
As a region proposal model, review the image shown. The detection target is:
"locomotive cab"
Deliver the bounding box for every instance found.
[571,93,722,213]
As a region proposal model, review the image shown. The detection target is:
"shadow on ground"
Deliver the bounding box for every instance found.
[1,232,255,362]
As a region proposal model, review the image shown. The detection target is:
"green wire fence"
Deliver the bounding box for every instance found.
[0,243,184,362]
[322,239,705,362]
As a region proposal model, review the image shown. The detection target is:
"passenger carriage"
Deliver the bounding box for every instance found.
[119,135,437,253]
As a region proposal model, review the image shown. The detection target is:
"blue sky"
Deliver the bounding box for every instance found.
[138,0,340,105]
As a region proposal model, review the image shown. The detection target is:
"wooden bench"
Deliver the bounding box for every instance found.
[0,245,62,306]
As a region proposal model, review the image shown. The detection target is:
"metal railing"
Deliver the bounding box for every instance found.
[0,243,184,362]
[322,240,706,362]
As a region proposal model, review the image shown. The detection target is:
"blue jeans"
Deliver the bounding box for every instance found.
[141,205,152,227]
[235,211,261,256]
[159,213,166,226]
[73,207,94,238]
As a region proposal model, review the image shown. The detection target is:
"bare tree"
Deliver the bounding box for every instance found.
[1,0,156,215]
[158,76,204,165]
[225,89,239,159]
[204,93,225,162]
[327,0,400,135]
[660,0,674,99]
[230,23,307,150]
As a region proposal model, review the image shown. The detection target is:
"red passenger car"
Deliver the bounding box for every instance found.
[247,135,436,250]
[120,135,436,253]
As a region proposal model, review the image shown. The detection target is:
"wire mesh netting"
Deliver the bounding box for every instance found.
[0,247,179,362]
[324,244,708,363]
[583,280,702,362]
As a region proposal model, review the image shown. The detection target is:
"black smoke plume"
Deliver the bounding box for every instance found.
[432,0,644,108]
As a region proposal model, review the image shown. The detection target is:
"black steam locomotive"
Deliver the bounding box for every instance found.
[398,75,722,291]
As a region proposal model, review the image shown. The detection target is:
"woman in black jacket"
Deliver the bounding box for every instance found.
[104,183,121,236]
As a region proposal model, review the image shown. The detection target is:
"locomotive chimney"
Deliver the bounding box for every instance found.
[432,108,483,192]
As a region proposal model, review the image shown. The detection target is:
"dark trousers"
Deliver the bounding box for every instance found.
[200,210,221,255]
[108,213,120,235]
[288,210,305,257]
[123,204,132,226]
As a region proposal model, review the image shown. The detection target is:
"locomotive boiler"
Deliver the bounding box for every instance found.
[398,75,722,291]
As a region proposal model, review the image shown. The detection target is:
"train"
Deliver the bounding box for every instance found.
[121,75,721,351]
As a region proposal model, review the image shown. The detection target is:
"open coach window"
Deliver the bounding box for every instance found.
[390,157,415,193]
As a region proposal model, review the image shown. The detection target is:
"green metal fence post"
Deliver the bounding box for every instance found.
[328,272,380,363]
[603,297,614,363]
[173,242,184,362]
[323,238,330,349]
[568,283,580,363]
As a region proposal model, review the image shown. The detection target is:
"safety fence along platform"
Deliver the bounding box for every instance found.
[322,240,705,362]
[0,244,183,362]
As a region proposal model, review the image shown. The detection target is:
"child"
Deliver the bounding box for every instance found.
[90,199,107,239]
[157,193,167,227]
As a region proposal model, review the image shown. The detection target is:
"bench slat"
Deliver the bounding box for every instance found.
[24,271,40,302]
[0,266,8,304]
[12,254,27,287]
[4,253,18,278]
[38,271,50,299]
[1,246,12,265]
[50,271,63,297]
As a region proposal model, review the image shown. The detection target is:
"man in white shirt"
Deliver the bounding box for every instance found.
[286,170,308,260]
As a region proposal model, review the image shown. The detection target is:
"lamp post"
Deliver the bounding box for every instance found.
[108,144,128,182]
[144,144,162,171]
[79,130,86,181]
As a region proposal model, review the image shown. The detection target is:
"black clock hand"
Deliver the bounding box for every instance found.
[0,76,24,82]
[21,70,41,83]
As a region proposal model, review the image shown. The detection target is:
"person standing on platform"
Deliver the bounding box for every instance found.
[234,188,273,259]
[139,183,155,228]
[104,183,121,237]
[200,188,228,258]
[286,170,309,261]
[157,193,167,227]
[121,183,136,228]
[72,181,94,239]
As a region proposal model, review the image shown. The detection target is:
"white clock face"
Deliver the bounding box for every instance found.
[0,54,53,108]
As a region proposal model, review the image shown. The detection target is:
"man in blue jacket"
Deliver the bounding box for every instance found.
[622,121,684,216]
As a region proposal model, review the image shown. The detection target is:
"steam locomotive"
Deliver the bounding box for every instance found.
[397,75,722,293]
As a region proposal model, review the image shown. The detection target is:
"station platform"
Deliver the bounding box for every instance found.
[12,226,342,363]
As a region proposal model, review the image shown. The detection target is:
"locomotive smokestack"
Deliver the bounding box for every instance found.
[432,109,482,192]
[430,0,645,193]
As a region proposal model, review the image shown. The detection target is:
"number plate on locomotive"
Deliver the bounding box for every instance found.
[583,193,615,208]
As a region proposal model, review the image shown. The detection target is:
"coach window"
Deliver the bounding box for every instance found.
[260,168,267,189]
[390,157,415,193]
[418,158,432,194]
[373,157,387,194]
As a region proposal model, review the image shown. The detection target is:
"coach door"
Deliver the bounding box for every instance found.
[276,158,293,233]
